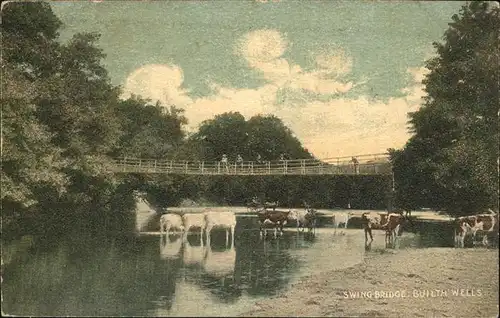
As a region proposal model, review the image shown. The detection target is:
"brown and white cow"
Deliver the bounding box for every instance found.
[470,213,499,247]
[362,212,405,247]
[454,215,477,248]
[257,209,290,238]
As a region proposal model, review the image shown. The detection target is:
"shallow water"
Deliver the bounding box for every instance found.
[2,214,453,317]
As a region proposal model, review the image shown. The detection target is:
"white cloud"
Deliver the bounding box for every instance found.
[185,84,277,129]
[121,64,192,107]
[235,29,288,63]
[122,30,430,159]
[234,29,358,96]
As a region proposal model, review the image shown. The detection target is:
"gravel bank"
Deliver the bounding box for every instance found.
[241,248,499,317]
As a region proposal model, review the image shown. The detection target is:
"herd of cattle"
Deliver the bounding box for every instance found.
[158,199,407,247]
[158,198,499,249]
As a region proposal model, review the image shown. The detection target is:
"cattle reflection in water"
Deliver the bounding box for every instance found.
[160,231,236,281]
[182,234,205,267]
[159,234,183,260]
[203,236,236,279]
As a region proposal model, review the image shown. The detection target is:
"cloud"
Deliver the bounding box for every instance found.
[402,66,430,104]
[122,30,430,158]
[185,84,278,128]
[234,29,358,96]
[121,64,192,107]
[235,29,288,63]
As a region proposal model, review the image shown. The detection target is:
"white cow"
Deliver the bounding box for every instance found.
[182,235,206,266]
[182,213,206,240]
[159,234,183,260]
[204,211,237,247]
[203,239,236,278]
[288,209,309,232]
[332,212,353,234]
[159,213,184,236]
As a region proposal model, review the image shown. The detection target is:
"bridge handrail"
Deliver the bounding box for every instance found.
[112,153,389,167]
[110,153,391,175]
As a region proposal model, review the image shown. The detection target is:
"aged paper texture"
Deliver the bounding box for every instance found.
[2,1,498,317]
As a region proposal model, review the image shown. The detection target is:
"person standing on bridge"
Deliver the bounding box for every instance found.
[352,157,359,175]
[236,154,243,170]
[279,153,288,173]
[221,154,229,173]
[256,153,262,163]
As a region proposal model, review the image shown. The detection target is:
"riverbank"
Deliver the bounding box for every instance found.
[241,248,499,317]
[166,206,453,221]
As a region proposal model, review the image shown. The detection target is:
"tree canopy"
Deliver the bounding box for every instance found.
[1,2,187,241]
[392,1,499,216]
[189,112,313,162]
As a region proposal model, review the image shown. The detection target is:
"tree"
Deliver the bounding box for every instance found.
[1,67,68,214]
[1,2,133,241]
[1,1,62,79]
[1,3,68,214]
[190,112,313,162]
[112,95,187,159]
[246,115,312,161]
[394,1,499,216]
[192,112,248,161]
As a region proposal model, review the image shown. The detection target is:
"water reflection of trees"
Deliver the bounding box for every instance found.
[240,232,300,296]
[2,236,182,316]
[3,218,310,316]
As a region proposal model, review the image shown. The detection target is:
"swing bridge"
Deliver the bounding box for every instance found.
[109,153,392,176]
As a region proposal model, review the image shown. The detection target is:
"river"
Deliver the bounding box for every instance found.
[2,212,453,316]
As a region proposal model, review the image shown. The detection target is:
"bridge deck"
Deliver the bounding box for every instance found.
[110,154,392,176]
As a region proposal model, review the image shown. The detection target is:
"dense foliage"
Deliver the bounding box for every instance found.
[3,3,128,242]
[2,3,177,242]
[391,1,499,216]
[186,112,313,162]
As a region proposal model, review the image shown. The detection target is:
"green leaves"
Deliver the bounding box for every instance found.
[112,95,187,159]
[1,3,133,240]
[192,112,313,161]
[1,68,69,209]
[394,1,499,216]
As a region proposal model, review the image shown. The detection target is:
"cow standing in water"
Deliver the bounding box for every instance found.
[362,212,405,248]
[159,213,184,236]
[288,209,309,232]
[257,209,290,238]
[304,207,317,233]
[332,212,353,234]
[204,211,236,248]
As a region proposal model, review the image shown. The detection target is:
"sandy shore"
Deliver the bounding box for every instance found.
[241,248,499,317]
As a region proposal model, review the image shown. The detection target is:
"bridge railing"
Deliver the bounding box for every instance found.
[110,153,391,175]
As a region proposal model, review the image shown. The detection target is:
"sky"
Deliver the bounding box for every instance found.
[50,0,466,158]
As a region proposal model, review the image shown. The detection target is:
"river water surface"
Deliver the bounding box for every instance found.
[2,213,451,316]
